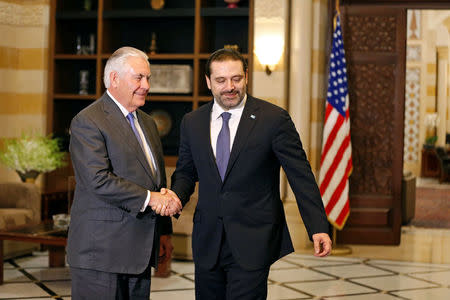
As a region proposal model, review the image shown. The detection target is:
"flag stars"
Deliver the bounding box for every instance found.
[326,15,348,118]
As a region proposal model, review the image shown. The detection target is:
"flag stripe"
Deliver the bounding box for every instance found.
[321,138,352,207]
[335,200,350,227]
[320,107,344,165]
[324,148,352,214]
[319,110,348,186]
[320,133,350,201]
[328,178,349,221]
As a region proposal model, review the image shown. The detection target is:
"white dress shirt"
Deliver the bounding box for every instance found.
[210,94,247,157]
[107,90,156,211]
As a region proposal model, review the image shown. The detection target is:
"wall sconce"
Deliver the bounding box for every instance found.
[254,35,284,75]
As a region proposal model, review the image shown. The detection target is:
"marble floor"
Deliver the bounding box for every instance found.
[1,246,450,300]
[1,177,448,299]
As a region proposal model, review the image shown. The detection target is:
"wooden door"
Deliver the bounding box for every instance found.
[337,5,406,244]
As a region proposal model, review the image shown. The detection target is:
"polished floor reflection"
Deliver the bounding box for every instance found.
[1,248,450,299]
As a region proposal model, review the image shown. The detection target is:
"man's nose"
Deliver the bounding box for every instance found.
[141,78,150,90]
[225,80,234,90]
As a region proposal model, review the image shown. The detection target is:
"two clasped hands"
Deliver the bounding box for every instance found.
[149,188,182,216]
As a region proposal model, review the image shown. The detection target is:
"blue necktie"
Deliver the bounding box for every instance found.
[216,112,231,180]
[126,112,157,177]
[126,113,144,149]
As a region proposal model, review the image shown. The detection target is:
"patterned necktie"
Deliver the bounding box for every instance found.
[216,112,231,180]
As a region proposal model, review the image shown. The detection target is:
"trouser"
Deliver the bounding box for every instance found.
[194,228,270,300]
[70,265,151,300]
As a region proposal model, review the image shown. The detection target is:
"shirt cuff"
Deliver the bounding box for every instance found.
[140,190,151,212]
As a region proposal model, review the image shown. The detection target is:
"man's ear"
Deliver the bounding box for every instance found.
[110,71,119,88]
[205,75,211,90]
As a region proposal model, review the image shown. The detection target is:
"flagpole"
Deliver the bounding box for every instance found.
[331,226,352,255]
[330,0,351,257]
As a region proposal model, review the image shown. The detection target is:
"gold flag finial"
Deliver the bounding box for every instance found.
[334,0,340,29]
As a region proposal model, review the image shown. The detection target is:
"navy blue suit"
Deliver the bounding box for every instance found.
[171,95,329,276]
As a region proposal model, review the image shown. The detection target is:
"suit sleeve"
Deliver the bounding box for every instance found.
[69,112,148,217]
[272,110,330,239]
[170,116,197,206]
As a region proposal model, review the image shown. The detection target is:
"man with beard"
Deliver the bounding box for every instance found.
[169,48,332,300]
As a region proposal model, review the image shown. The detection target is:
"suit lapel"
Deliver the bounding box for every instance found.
[101,95,156,185]
[224,96,259,181]
[197,102,221,181]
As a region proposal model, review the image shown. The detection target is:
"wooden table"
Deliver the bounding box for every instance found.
[0,222,67,284]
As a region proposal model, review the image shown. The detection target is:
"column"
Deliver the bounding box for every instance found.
[436,47,448,147]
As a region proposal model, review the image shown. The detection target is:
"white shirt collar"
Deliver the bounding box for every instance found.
[107,90,136,118]
[211,94,247,121]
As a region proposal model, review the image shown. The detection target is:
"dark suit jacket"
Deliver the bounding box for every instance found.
[67,93,172,274]
[171,95,329,271]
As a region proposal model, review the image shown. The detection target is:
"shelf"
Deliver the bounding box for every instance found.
[148,95,194,102]
[198,96,212,102]
[101,53,195,60]
[200,8,249,17]
[53,94,97,100]
[149,53,195,60]
[103,9,195,19]
[198,53,249,59]
[48,0,253,183]
[55,54,97,60]
[56,11,98,19]
[102,18,194,54]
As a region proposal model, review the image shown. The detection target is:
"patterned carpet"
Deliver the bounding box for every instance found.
[410,179,450,228]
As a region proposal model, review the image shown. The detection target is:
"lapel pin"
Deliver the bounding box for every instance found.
[250,114,256,119]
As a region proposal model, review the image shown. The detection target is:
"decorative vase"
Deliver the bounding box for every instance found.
[224,0,240,8]
[17,170,40,183]
[151,0,165,10]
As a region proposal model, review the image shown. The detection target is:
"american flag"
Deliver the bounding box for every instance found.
[319,14,352,230]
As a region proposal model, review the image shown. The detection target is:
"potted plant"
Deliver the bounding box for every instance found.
[0,133,67,183]
[424,112,439,149]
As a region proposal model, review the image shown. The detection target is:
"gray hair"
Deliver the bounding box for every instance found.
[103,47,149,88]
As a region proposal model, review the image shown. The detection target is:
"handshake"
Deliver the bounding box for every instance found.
[149,188,182,217]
